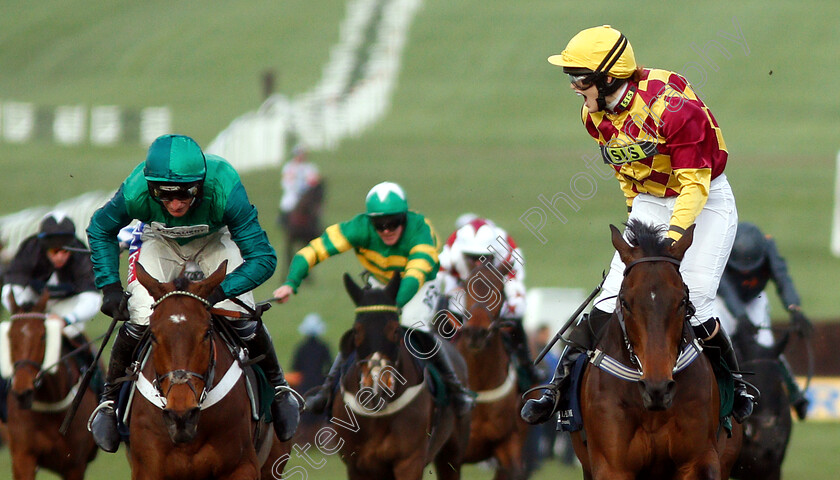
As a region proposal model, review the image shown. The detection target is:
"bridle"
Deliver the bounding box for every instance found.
[149,291,217,406]
[592,255,701,379]
[9,312,62,386]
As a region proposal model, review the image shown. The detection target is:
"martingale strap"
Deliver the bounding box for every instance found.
[588,338,703,382]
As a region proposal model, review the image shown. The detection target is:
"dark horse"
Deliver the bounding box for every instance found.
[730,332,793,480]
[280,181,324,275]
[2,291,97,479]
[451,260,531,480]
[331,273,470,480]
[127,261,289,480]
[570,221,741,479]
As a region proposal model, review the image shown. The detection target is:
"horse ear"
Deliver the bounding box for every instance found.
[668,224,696,261]
[343,273,363,306]
[195,261,227,298]
[6,290,19,313]
[35,289,50,313]
[385,273,401,301]
[610,224,637,264]
[135,262,167,300]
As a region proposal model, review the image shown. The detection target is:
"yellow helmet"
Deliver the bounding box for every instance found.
[548,25,636,79]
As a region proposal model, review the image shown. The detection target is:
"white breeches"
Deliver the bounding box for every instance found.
[593,174,738,327]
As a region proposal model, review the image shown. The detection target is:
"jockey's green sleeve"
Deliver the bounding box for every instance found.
[86,155,276,297]
[284,212,440,307]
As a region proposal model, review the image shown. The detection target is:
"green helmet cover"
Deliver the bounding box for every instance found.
[365,182,408,216]
[143,134,206,183]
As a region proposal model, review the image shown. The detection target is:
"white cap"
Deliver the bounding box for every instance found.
[298,313,326,336]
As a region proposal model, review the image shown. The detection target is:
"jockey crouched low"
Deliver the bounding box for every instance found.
[436,217,538,385]
[85,134,300,453]
[273,182,474,416]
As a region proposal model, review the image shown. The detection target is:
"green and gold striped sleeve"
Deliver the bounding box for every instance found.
[284,223,354,290]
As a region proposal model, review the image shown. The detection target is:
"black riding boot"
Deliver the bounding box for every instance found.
[90,323,145,453]
[244,324,300,442]
[780,355,809,420]
[693,317,755,424]
[506,318,539,388]
[67,332,103,396]
[428,344,475,416]
[304,352,344,415]
[520,308,609,425]
[409,329,473,416]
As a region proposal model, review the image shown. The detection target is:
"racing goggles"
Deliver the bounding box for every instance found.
[568,74,595,90]
[150,182,200,202]
[370,214,406,232]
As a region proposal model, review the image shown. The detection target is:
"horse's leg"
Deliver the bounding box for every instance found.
[10,451,37,480]
[491,434,527,480]
[60,467,87,480]
[393,454,426,480]
[675,449,720,480]
[261,434,292,480]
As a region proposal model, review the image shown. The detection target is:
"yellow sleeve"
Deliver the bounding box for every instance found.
[667,168,711,240]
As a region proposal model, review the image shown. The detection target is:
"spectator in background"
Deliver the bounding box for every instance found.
[716,221,812,419]
[278,144,325,275]
[288,313,332,444]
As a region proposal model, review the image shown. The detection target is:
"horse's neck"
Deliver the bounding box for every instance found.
[34,361,76,403]
[462,334,510,389]
[598,318,633,362]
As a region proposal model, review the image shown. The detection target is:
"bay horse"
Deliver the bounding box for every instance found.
[2,290,97,479]
[450,260,531,479]
[331,273,470,480]
[570,221,741,479]
[730,332,793,480]
[127,261,289,480]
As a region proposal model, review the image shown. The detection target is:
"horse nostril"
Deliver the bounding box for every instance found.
[13,389,35,409]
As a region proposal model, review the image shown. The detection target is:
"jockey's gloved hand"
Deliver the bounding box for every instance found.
[207,285,227,306]
[789,308,813,338]
[101,282,130,321]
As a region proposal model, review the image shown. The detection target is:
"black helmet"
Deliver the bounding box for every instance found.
[37,211,76,250]
[729,222,768,272]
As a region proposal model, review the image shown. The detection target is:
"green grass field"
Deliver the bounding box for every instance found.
[1,0,839,478]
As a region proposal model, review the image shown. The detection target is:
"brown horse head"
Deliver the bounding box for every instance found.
[459,260,512,350]
[135,260,227,444]
[610,220,695,411]
[6,289,52,409]
[343,272,404,398]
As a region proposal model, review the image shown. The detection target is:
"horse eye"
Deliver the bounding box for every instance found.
[620,298,630,311]
[203,329,212,341]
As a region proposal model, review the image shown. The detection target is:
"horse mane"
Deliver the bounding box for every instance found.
[173,275,190,291]
[624,219,671,257]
